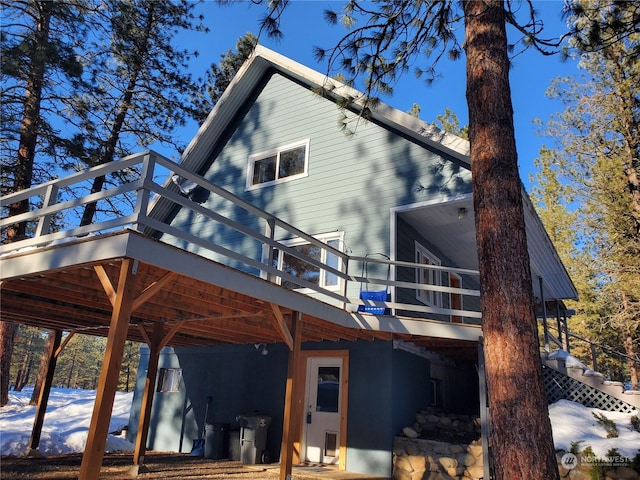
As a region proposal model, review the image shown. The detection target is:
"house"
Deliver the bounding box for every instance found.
[122,46,577,478]
[0,40,587,479]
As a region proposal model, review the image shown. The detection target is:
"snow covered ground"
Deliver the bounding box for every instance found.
[1,388,638,458]
[0,387,134,456]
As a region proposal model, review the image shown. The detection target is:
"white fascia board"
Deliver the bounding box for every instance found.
[0,233,130,280]
[348,313,482,342]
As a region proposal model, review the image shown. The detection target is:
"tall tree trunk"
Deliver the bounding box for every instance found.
[30,330,56,405]
[79,4,156,227]
[0,323,18,406]
[14,333,33,392]
[463,1,559,479]
[1,2,53,407]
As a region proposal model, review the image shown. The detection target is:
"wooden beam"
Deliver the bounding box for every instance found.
[132,271,177,312]
[137,324,152,347]
[79,259,137,480]
[55,330,76,358]
[279,312,302,480]
[132,322,163,470]
[27,329,62,453]
[270,303,294,350]
[158,322,181,350]
[93,265,116,307]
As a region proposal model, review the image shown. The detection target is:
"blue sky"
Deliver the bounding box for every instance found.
[176,0,581,192]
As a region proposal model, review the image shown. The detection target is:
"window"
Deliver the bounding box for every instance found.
[270,232,343,291]
[247,139,310,189]
[430,378,442,407]
[415,241,442,307]
[157,368,182,393]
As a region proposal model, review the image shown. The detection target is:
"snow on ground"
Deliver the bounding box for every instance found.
[549,399,639,458]
[1,388,638,459]
[0,387,134,456]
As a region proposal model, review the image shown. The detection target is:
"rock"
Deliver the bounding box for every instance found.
[612,467,640,480]
[433,442,451,455]
[450,444,464,454]
[569,468,591,480]
[466,464,485,480]
[428,415,440,423]
[447,466,464,476]
[408,455,426,472]
[438,456,458,469]
[467,444,483,457]
[416,413,428,425]
[461,452,476,466]
[395,455,414,472]
[403,426,419,438]
[406,443,420,456]
[439,416,453,426]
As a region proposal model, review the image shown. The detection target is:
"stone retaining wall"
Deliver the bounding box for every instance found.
[393,437,485,480]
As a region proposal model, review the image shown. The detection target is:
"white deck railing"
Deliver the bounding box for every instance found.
[1,150,481,323]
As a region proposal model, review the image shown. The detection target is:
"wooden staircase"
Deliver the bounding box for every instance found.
[541,350,640,413]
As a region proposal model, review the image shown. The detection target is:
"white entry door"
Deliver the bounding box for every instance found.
[302,356,343,465]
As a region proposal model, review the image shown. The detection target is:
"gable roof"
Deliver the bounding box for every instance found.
[180,44,470,176]
[171,44,576,302]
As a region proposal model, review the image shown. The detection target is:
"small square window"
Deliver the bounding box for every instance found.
[157,368,182,393]
[247,139,310,189]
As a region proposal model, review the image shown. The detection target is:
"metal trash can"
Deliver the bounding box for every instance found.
[238,413,271,464]
[204,423,229,459]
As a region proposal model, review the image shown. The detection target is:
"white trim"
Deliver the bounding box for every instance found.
[391,193,473,214]
[245,138,310,190]
[449,271,463,322]
[269,231,345,293]
[415,240,443,308]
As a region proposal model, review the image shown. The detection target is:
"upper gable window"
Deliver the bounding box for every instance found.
[246,139,310,190]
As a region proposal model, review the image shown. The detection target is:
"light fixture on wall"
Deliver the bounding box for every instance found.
[457,207,467,221]
[254,343,269,356]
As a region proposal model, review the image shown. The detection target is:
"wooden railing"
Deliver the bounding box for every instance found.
[1,150,482,323]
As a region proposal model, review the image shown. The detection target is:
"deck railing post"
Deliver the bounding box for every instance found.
[34,184,59,238]
[264,218,276,282]
[133,153,155,232]
[341,257,349,310]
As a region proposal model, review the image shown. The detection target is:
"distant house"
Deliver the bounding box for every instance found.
[126,45,577,477]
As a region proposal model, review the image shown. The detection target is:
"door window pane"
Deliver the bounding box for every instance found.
[316,366,340,412]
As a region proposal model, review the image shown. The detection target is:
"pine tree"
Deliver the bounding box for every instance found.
[70,0,208,226]
[534,1,639,385]
[193,32,258,122]
[0,0,89,407]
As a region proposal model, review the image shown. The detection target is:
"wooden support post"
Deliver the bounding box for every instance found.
[279,312,303,480]
[132,322,164,471]
[27,329,62,454]
[79,259,137,480]
[555,301,564,349]
[539,277,549,352]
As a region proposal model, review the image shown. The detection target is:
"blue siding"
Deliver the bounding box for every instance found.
[129,340,437,477]
[170,72,471,265]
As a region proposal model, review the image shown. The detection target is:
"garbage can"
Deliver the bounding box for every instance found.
[238,413,271,464]
[204,423,229,459]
